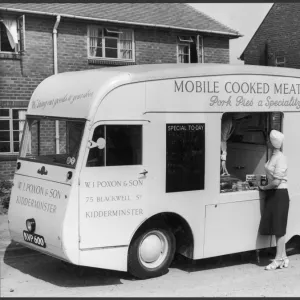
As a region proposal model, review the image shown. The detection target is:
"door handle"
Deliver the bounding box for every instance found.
[139,169,148,176]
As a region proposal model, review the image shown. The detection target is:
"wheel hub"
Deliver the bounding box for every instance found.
[138,230,169,269]
[140,234,162,263]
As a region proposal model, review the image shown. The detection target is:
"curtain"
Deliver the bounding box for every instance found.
[178,45,184,63]
[1,17,18,49]
[89,27,99,57]
[120,30,132,59]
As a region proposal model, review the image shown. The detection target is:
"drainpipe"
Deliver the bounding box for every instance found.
[53,15,61,154]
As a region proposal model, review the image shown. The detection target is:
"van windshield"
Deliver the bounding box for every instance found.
[19,117,85,168]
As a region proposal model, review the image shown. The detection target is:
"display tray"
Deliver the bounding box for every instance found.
[220,174,241,190]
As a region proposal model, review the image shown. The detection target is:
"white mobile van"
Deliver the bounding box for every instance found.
[8,64,300,279]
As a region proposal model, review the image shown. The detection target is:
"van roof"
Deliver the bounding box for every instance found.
[70,63,300,80]
[53,63,300,80]
[28,63,300,120]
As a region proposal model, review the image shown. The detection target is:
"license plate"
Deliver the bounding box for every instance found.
[23,231,46,248]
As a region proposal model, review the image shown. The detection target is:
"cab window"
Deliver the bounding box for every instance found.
[86,125,142,167]
[19,117,85,168]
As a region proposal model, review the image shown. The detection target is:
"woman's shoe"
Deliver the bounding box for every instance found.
[280,257,289,268]
[265,259,283,270]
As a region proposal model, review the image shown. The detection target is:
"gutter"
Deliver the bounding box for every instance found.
[0,7,242,38]
[53,15,61,154]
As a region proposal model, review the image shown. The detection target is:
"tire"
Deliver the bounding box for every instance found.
[128,224,175,279]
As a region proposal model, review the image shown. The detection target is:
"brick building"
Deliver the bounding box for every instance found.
[0,3,240,179]
[240,3,300,68]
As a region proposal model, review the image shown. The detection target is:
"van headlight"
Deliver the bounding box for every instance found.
[26,218,36,233]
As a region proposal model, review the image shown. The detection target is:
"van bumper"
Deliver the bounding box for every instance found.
[9,230,69,262]
[79,246,128,272]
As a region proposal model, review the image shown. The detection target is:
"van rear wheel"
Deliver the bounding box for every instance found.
[128,225,175,279]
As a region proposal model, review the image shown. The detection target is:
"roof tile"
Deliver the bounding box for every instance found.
[0,3,240,37]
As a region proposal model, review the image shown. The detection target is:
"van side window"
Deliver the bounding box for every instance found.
[166,123,205,193]
[86,125,142,167]
[221,112,283,193]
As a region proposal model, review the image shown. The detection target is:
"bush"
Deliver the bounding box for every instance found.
[0,180,13,210]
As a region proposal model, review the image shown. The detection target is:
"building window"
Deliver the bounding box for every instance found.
[177,35,200,64]
[275,56,285,67]
[0,108,27,153]
[166,123,205,193]
[0,15,25,53]
[86,125,142,167]
[178,44,190,63]
[88,26,134,61]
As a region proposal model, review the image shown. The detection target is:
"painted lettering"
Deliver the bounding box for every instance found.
[31,90,94,110]
[174,80,184,92]
[225,82,270,94]
[274,83,300,95]
[16,195,57,214]
[96,181,122,188]
[85,208,144,218]
[96,195,132,202]
[209,95,232,107]
[23,183,45,196]
[168,125,187,131]
[188,124,204,131]
[129,180,143,187]
[49,189,61,199]
[174,80,219,93]
[265,96,300,109]
[235,96,253,106]
[85,182,91,188]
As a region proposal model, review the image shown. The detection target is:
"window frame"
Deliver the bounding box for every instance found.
[0,21,16,53]
[275,55,285,67]
[86,124,143,167]
[0,108,27,154]
[177,43,191,64]
[197,35,204,63]
[0,15,25,54]
[87,25,135,62]
[19,116,86,169]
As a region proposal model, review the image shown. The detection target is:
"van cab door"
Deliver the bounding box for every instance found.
[79,120,149,249]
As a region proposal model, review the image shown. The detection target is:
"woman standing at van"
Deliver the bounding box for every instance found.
[259,130,290,270]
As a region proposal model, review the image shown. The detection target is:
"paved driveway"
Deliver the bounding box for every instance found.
[1,214,300,297]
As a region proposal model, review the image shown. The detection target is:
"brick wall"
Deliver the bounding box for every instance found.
[0,13,231,179]
[0,15,231,102]
[57,19,91,72]
[0,160,17,180]
[135,28,178,64]
[203,36,229,64]
[135,29,229,64]
[243,3,300,68]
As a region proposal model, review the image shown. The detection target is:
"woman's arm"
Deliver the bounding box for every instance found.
[260,154,287,191]
[259,178,281,190]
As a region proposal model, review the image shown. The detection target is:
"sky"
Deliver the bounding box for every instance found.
[189,3,273,64]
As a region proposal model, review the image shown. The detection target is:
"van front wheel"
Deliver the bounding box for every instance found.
[128,226,175,279]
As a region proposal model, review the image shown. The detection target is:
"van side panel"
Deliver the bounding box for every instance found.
[204,200,271,258]
[145,75,300,113]
[94,82,146,121]
[142,112,222,259]
[78,83,147,252]
[281,113,300,241]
